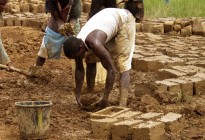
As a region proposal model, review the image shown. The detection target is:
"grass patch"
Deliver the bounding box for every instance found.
[144,0,205,18]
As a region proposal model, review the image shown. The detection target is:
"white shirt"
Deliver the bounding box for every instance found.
[77,8,129,44]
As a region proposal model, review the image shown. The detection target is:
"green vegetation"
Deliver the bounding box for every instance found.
[144,0,205,18]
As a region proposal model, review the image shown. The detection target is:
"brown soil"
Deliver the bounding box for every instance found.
[0,26,205,140]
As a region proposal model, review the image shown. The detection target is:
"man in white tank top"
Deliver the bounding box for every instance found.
[63,8,136,110]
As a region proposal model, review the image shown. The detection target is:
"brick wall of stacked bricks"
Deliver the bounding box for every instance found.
[90,106,184,140]
[2,0,205,37]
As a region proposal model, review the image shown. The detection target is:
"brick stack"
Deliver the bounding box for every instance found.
[90,106,184,140]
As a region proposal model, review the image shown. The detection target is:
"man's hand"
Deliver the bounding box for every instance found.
[89,98,108,111]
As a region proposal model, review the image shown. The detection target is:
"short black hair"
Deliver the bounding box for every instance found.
[124,1,138,17]
[63,36,82,58]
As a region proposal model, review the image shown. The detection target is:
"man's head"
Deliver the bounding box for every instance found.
[63,36,85,59]
[124,0,144,22]
[0,0,8,12]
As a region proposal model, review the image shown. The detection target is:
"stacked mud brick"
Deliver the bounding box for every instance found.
[81,0,205,37]
[90,106,184,140]
[137,17,205,36]
[3,0,205,37]
[132,30,205,102]
[5,0,45,14]
[0,0,48,29]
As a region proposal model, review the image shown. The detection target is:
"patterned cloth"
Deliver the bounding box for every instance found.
[38,27,67,59]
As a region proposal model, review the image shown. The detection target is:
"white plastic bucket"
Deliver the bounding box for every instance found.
[15,101,52,139]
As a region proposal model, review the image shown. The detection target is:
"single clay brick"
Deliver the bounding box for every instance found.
[90,118,119,139]
[158,112,184,135]
[111,120,143,140]
[133,121,165,140]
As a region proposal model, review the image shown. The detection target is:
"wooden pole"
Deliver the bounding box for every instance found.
[0,64,31,77]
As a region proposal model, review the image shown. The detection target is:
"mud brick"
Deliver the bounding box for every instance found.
[187,59,205,68]
[136,23,142,32]
[0,21,4,27]
[193,73,205,95]
[166,78,193,97]
[20,17,28,26]
[114,111,142,120]
[144,33,163,41]
[30,4,39,14]
[151,23,164,35]
[14,18,21,26]
[141,22,153,32]
[157,68,187,80]
[164,20,174,33]
[156,80,181,95]
[133,57,164,72]
[158,112,184,135]
[132,54,144,70]
[142,23,164,35]
[160,57,185,67]
[12,4,21,13]
[24,12,34,18]
[132,121,165,140]
[181,25,192,36]
[90,106,130,119]
[14,13,25,18]
[182,76,205,95]
[173,24,181,32]
[5,2,12,12]
[27,19,43,29]
[137,50,163,57]
[194,72,205,79]
[90,118,119,140]
[192,20,205,36]
[20,2,30,12]
[172,65,205,76]
[177,53,199,58]
[5,17,14,26]
[178,19,191,28]
[38,4,45,13]
[136,112,164,121]
[111,120,143,140]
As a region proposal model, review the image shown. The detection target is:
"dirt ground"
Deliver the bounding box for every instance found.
[0,26,205,140]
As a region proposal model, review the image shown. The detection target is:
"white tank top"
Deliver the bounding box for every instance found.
[77,8,129,44]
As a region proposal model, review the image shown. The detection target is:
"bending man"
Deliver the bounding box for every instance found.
[63,8,136,110]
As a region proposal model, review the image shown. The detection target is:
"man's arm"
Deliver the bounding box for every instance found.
[86,30,116,108]
[74,58,85,107]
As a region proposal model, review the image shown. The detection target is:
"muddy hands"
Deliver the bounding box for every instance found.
[80,98,108,112]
